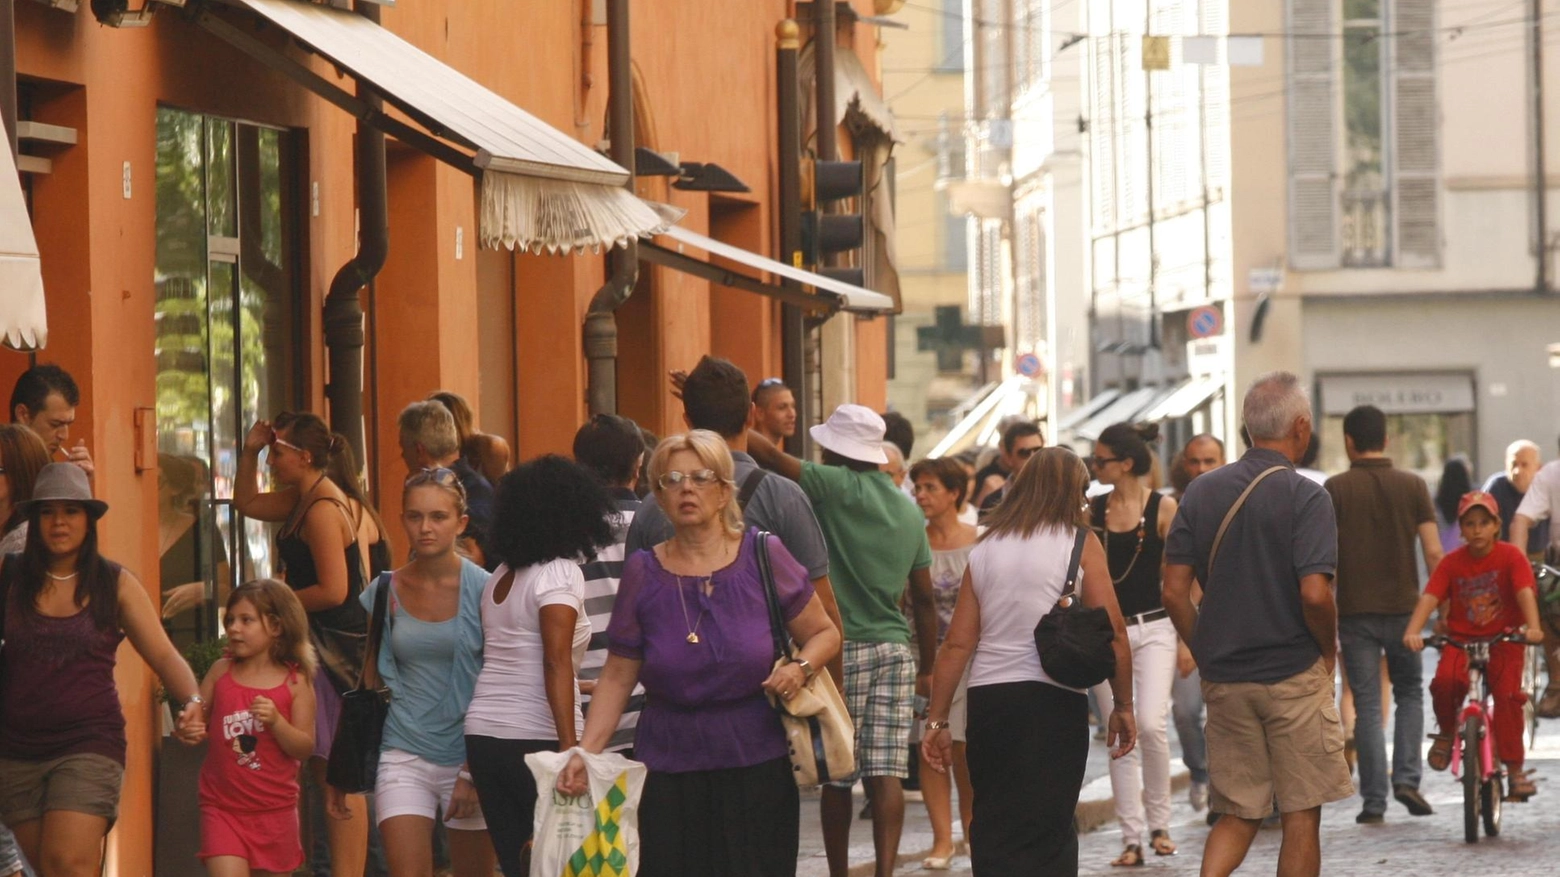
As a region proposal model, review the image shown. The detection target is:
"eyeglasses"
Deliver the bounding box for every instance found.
[657,469,723,491]
[1090,455,1125,466]
[1015,446,1042,460]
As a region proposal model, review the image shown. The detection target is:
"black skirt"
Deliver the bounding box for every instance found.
[966,681,1090,876]
[638,756,799,877]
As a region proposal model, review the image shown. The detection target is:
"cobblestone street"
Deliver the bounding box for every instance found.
[876,714,1560,876]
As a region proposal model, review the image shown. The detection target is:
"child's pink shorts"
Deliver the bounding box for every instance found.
[199,805,302,873]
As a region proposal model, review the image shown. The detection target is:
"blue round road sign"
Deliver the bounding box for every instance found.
[1016,353,1042,377]
[1187,305,1223,339]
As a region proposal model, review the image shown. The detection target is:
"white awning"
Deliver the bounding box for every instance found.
[0,141,45,350]
[217,0,674,254]
[926,375,1042,458]
[1139,375,1224,422]
[650,225,895,314]
[1068,386,1162,441]
[1056,388,1122,432]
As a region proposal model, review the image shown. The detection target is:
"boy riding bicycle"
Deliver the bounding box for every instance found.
[1403,492,1544,799]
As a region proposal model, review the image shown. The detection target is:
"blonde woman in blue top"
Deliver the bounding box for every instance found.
[329,468,493,876]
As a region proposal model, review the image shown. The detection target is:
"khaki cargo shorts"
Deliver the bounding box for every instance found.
[1201,659,1354,819]
[0,753,124,827]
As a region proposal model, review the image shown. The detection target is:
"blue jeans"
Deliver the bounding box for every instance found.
[1339,613,1424,813]
[1172,668,1208,784]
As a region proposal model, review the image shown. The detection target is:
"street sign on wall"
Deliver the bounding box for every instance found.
[1187,305,1223,339]
[1015,352,1043,377]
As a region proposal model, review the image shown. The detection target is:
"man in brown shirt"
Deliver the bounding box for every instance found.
[1324,405,1444,824]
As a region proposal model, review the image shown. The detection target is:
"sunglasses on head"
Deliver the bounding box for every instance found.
[406,467,461,488]
[270,436,306,455]
[756,377,785,390]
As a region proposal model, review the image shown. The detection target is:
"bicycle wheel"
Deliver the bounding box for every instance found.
[1482,768,1503,836]
[1521,647,1540,750]
[1463,715,1482,844]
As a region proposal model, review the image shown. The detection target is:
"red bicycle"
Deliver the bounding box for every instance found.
[1426,632,1539,843]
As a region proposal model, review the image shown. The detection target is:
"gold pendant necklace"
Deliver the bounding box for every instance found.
[677,575,710,644]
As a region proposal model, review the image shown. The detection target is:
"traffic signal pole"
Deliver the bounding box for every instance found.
[777,20,811,457]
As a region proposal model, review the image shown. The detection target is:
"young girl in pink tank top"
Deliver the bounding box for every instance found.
[196,579,317,876]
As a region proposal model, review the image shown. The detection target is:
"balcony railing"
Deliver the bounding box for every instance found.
[1341,189,1390,267]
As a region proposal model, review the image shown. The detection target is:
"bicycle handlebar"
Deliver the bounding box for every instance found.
[1424,632,1537,649]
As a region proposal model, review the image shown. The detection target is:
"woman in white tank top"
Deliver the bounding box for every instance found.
[921,447,1137,876]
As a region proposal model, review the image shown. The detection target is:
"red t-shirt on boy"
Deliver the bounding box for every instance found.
[1424,542,1536,638]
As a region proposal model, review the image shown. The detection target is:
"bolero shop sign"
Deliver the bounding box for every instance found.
[1317,373,1476,417]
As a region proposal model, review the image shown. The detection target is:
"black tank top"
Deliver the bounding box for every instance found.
[1091,491,1166,618]
[277,496,368,692]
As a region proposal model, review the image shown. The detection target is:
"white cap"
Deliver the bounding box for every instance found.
[810,404,890,465]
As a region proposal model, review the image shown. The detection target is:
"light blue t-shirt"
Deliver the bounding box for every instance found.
[381,606,463,765]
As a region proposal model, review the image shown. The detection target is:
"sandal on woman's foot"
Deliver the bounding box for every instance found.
[1111,844,1145,867]
[1150,830,1177,856]
[1427,733,1454,772]
[922,849,955,870]
[1507,769,1538,800]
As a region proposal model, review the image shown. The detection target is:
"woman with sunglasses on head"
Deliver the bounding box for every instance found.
[1088,422,1180,866]
[462,456,618,877]
[556,430,841,877]
[0,463,206,877]
[330,468,495,877]
[235,412,374,877]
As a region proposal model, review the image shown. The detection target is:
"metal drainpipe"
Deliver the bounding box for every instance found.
[585,0,637,416]
[324,2,390,464]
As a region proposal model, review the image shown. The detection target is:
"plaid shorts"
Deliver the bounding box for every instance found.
[830,641,915,786]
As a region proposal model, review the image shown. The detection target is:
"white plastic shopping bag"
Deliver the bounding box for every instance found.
[526,748,647,877]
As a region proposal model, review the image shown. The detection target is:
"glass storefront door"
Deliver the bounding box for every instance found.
[155,108,299,646]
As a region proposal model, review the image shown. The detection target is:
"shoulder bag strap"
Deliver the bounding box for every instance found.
[1058,526,1089,602]
[738,467,770,512]
[358,571,393,691]
[754,531,794,662]
[1208,465,1288,581]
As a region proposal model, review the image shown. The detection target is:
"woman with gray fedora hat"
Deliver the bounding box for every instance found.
[0,462,207,877]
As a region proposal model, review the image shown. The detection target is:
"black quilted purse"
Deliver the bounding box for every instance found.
[325,573,392,793]
[1033,527,1116,689]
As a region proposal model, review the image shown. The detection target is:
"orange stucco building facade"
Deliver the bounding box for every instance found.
[0,1,891,872]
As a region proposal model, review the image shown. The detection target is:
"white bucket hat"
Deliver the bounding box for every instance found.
[810,404,889,465]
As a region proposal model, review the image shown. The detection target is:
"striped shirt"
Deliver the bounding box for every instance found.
[579,489,643,751]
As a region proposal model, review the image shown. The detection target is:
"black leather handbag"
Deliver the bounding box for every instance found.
[1033,527,1116,689]
[325,572,392,793]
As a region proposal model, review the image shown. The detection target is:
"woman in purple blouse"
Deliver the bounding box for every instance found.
[558,430,840,877]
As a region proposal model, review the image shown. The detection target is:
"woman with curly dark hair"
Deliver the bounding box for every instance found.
[463,455,618,877]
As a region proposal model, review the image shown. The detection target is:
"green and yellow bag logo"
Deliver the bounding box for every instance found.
[562,772,631,877]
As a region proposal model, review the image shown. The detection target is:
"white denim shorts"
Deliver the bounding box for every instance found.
[375,749,487,831]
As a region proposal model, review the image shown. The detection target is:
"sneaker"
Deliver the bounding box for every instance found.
[1355,810,1384,825]
[1393,785,1433,816]
[1188,781,1209,812]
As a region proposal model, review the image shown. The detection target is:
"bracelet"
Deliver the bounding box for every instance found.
[1113,698,1133,708]
[925,720,950,731]
[457,768,473,783]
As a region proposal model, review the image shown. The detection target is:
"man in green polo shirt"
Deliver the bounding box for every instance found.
[749,404,936,877]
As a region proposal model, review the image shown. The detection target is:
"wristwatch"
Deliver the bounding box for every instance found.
[925,720,950,731]
[795,658,816,681]
[184,694,204,708]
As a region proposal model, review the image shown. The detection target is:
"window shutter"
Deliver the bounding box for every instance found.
[1092,33,1117,231]
[1391,0,1440,267]
[1201,0,1229,195]
[1286,0,1339,269]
